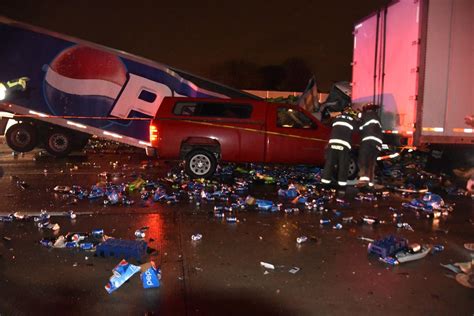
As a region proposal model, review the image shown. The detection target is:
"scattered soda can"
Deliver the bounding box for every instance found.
[72,233,87,242]
[226,216,237,223]
[191,234,202,241]
[362,216,379,225]
[379,256,399,265]
[320,219,331,225]
[65,241,78,248]
[135,229,146,239]
[68,210,77,220]
[333,223,343,230]
[342,216,353,223]
[40,239,53,247]
[296,236,308,244]
[54,185,71,193]
[432,244,445,253]
[91,229,104,238]
[79,243,95,250]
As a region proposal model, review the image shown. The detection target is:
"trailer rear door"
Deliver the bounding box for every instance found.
[352,0,420,137]
[418,0,474,144]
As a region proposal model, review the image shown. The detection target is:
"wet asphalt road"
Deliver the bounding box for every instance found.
[0,140,472,315]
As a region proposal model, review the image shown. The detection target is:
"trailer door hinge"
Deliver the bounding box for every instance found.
[412,39,421,45]
[409,95,418,101]
[411,67,420,73]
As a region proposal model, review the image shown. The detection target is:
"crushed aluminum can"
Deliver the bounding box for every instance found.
[432,244,445,253]
[91,229,104,238]
[379,256,399,265]
[191,234,202,241]
[79,243,95,250]
[342,216,353,223]
[68,210,77,219]
[226,216,237,223]
[135,229,146,239]
[296,236,308,244]
[333,223,343,230]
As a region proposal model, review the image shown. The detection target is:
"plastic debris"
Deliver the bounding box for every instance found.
[289,267,300,274]
[260,261,275,270]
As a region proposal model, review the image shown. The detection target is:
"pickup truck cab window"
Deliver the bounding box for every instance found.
[173,102,253,119]
[276,107,316,129]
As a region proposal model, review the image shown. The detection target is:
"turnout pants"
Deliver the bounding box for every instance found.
[357,141,380,185]
[321,144,350,187]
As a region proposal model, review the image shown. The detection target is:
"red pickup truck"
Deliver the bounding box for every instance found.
[147,97,357,178]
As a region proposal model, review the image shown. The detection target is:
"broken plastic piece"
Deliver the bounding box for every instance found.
[260,261,275,270]
[289,267,300,274]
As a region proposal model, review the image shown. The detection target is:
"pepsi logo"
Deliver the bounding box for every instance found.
[44,45,127,126]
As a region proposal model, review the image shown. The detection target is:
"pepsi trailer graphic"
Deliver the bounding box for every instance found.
[0,17,257,152]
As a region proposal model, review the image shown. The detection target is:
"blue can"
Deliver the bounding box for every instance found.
[65,241,78,248]
[91,229,104,237]
[40,239,53,247]
[79,243,95,250]
[226,216,237,223]
[432,244,445,253]
[320,219,331,225]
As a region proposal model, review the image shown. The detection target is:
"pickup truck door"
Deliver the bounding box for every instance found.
[264,106,329,165]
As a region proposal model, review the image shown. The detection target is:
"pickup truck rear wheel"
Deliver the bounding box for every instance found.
[185,149,217,179]
[347,155,358,180]
[5,123,38,152]
[44,129,73,157]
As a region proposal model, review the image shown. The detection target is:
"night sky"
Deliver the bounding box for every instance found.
[1,0,385,91]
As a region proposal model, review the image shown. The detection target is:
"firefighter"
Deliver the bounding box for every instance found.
[321,107,358,192]
[357,103,383,189]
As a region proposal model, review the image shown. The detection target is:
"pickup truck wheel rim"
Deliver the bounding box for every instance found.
[348,159,356,176]
[190,154,211,175]
[49,134,69,152]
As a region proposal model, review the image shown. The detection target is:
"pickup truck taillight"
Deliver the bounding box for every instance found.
[149,124,158,142]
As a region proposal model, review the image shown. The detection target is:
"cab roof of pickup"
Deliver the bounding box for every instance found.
[155,96,308,120]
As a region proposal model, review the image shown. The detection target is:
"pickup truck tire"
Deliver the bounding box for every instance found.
[347,155,358,180]
[44,129,73,157]
[185,149,217,179]
[5,123,38,152]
